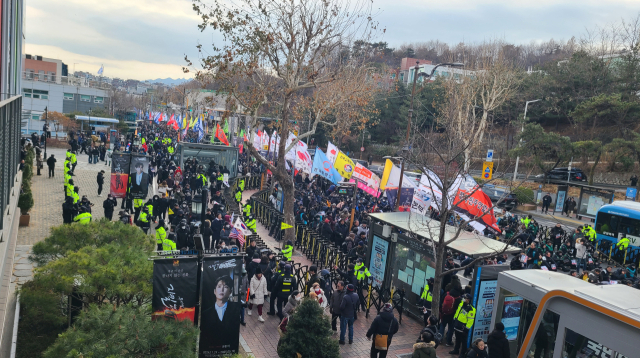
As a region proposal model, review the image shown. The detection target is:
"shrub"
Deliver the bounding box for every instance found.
[620,156,634,172]
[17,191,34,214]
[513,187,535,205]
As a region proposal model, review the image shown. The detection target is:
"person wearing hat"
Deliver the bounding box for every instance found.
[354,258,371,311]
[486,322,510,358]
[73,206,92,224]
[155,219,167,251]
[274,264,297,319]
[97,170,105,197]
[366,302,399,357]
[413,331,437,358]
[450,293,476,357]
[339,283,359,344]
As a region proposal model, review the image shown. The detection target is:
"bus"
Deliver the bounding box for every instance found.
[594,200,640,247]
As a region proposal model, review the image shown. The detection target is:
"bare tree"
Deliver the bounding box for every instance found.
[190,0,379,245]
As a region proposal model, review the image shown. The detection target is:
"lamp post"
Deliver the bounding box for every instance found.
[383,155,406,211]
[513,99,540,180]
[43,106,48,159]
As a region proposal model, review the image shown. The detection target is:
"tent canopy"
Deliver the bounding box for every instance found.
[368,211,520,256]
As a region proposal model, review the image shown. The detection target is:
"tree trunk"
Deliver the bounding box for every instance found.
[431,211,449,320]
[588,151,601,186]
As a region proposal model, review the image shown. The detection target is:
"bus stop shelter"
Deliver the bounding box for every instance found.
[365,211,520,319]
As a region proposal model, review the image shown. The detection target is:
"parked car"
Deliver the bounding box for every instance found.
[482,184,518,210]
[368,164,384,178]
[351,158,368,168]
[540,167,588,182]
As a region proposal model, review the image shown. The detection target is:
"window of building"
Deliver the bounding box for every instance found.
[38,70,45,80]
[80,95,91,102]
[64,93,74,101]
[94,96,104,104]
[32,89,49,100]
[49,72,56,82]
[22,89,32,98]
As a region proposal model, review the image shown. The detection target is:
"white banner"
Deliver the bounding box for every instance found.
[326,141,339,164]
[410,190,432,216]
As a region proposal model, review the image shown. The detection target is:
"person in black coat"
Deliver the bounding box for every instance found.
[202,220,214,250]
[46,154,56,178]
[486,322,510,358]
[102,194,118,221]
[366,303,399,357]
[541,193,552,214]
[97,170,105,196]
[62,197,76,224]
[335,264,358,288]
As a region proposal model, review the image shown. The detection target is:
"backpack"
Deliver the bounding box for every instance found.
[442,293,456,315]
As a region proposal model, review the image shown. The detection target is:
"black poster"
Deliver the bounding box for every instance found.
[198,256,244,357]
[129,154,150,199]
[110,153,130,198]
[152,258,199,323]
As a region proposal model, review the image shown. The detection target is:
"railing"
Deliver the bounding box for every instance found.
[0,96,22,230]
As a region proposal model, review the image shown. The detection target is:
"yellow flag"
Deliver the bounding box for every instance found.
[281,222,294,230]
[333,151,355,179]
[380,159,394,190]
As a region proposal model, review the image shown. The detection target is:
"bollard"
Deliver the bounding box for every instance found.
[390,286,394,304]
[624,249,628,265]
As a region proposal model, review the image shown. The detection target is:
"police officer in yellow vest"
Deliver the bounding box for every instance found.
[354,258,371,311]
[242,203,252,218]
[216,172,224,189]
[246,215,257,233]
[238,178,245,192]
[281,240,293,261]
[274,263,297,319]
[133,198,144,221]
[450,294,476,357]
[420,278,434,324]
[156,220,167,251]
[70,151,77,174]
[582,225,596,243]
[235,188,243,208]
[145,200,154,222]
[65,179,75,199]
[615,235,631,262]
[520,214,532,229]
[71,187,80,204]
[197,172,208,188]
[73,207,92,224]
[137,206,150,234]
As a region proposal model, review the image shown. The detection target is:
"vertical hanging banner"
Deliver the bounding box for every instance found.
[152,258,199,323]
[199,256,244,357]
[333,151,355,179]
[129,155,150,199]
[110,153,130,198]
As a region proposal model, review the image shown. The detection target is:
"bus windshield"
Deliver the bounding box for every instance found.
[596,212,640,241]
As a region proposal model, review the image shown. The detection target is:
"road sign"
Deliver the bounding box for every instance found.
[361,147,365,152]
[626,187,637,200]
[482,161,493,180]
[486,149,494,162]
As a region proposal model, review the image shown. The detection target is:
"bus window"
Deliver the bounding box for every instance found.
[595,213,618,238]
[618,217,640,236]
[562,328,627,358]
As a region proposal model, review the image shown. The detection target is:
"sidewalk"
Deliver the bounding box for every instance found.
[514,207,591,227]
[240,190,453,358]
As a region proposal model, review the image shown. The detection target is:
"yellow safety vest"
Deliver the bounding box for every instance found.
[71,192,79,204]
[239,179,245,191]
[282,245,293,261]
[454,302,476,330]
[64,173,71,184]
[421,284,433,302]
[354,263,371,281]
[70,153,77,164]
[521,217,531,228]
[246,218,257,231]
[243,204,252,216]
[235,190,242,203]
[66,184,74,197]
[139,212,149,223]
[146,204,153,217]
[617,237,630,250]
[74,212,91,224]
[134,199,144,208]
[217,174,224,182]
[281,274,294,293]
[167,147,174,154]
[156,227,166,244]
[162,237,176,251]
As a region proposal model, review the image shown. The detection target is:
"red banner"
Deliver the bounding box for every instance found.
[454,175,500,233]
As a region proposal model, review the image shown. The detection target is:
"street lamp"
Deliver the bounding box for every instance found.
[513,99,541,180]
[383,155,406,211]
[192,192,203,216]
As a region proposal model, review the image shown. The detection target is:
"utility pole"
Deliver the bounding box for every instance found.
[513,99,540,180]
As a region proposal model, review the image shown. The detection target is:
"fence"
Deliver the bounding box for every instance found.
[0,96,22,230]
[249,188,406,321]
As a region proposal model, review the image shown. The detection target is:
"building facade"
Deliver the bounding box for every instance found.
[0,0,25,101]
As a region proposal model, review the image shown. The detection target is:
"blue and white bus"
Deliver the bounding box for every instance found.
[595,201,640,247]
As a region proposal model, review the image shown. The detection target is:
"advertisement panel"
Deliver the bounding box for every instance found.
[129,154,150,199]
[199,256,244,357]
[471,280,497,342]
[501,296,524,340]
[370,236,389,288]
[152,258,199,323]
[110,153,130,198]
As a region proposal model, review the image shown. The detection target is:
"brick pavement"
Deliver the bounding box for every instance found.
[240,190,455,358]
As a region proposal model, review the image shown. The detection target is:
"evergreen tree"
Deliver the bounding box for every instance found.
[43,304,199,358]
[277,298,340,358]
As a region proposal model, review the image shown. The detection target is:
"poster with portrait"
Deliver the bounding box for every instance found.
[129,154,150,199]
[110,153,130,198]
[198,256,243,357]
[370,236,389,288]
[152,258,198,323]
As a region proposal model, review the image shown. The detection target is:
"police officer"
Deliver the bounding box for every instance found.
[73,207,92,224]
[238,177,245,192]
[133,198,144,221]
[235,187,243,209]
[420,277,434,325]
[216,171,224,190]
[246,215,257,233]
[71,186,80,204]
[156,219,167,251]
[242,202,252,218]
[138,206,150,234]
[615,235,630,263]
[354,258,371,311]
[282,240,293,261]
[145,199,154,223]
[267,261,287,316]
[274,264,297,319]
[449,293,476,357]
[520,214,532,229]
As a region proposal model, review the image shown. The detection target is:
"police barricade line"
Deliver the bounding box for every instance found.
[364,283,405,324]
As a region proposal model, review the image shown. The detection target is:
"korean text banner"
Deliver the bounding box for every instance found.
[333,151,355,179]
[152,258,198,323]
[310,149,342,184]
[350,163,381,197]
[454,174,500,233]
[199,256,243,357]
[349,179,380,197]
[110,153,130,198]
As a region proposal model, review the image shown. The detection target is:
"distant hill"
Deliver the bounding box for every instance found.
[145,78,189,86]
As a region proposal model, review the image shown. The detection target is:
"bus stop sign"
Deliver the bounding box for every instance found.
[626,187,637,200]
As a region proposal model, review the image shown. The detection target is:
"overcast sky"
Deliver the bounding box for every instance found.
[24,0,640,81]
